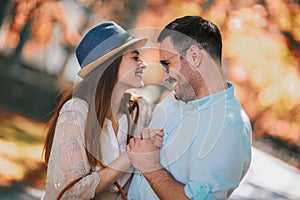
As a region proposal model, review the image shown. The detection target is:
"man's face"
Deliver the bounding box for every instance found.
[159,37,197,102]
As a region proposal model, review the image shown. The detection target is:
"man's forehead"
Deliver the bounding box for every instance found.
[159,37,178,58]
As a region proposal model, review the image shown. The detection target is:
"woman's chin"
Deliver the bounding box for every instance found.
[134,77,144,88]
[127,81,144,89]
[135,81,144,88]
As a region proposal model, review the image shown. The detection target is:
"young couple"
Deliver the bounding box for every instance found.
[42,16,252,200]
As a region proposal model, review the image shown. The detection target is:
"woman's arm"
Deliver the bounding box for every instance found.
[47,121,99,199]
[46,99,131,199]
[94,152,131,194]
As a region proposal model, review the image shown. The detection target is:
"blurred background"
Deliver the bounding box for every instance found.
[0,0,299,199]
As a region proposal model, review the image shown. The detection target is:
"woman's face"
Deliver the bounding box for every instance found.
[117,50,146,88]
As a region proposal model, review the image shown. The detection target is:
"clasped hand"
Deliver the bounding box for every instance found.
[126,128,164,173]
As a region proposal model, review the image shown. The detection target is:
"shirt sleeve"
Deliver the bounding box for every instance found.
[184,118,251,200]
[45,99,101,200]
[184,181,217,200]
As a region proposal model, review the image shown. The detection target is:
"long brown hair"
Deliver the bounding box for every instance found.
[43,54,136,167]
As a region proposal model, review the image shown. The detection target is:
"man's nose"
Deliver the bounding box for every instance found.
[162,70,169,82]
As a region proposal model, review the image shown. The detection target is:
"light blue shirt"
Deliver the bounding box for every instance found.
[128,82,252,200]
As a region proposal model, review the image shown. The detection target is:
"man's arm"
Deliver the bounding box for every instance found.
[126,134,190,200]
[127,136,217,200]
[143,168,190,200]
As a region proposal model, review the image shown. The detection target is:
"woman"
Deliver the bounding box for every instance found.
[42,21,163,199]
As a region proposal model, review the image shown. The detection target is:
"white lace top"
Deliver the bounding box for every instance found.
[42,97,150,200]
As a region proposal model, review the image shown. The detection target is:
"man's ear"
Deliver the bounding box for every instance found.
[186,45,202,68]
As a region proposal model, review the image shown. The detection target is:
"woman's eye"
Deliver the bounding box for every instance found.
[133,56,139,61]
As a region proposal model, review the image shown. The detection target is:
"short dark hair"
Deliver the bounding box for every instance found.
[157,16,222,65]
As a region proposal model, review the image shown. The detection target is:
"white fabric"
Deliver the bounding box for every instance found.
[42,97,150,199]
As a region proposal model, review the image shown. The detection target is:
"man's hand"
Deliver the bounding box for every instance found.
[126,128,164,173]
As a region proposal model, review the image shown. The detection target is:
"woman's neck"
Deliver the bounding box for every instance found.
[109,83,129,130]
[112,83,128,113]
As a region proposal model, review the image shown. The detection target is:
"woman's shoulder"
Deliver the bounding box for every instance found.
[60,98,89,120]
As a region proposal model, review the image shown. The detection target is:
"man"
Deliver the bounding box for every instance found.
[127,16,252,199]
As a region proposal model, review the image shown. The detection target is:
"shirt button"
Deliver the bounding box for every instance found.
[204,185,210,190]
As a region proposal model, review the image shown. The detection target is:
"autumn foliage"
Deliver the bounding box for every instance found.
[134,0,300,148]
[2,0,300,156]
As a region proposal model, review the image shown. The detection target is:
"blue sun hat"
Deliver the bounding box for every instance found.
[76,21,147,77]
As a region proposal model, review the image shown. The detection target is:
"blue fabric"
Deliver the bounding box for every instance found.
[127,82,252,200]
[184,182,215,200]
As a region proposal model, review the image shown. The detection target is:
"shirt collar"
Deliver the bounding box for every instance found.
[181,82,234,112]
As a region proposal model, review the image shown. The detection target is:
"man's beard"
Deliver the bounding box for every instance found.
[171,60,197,102]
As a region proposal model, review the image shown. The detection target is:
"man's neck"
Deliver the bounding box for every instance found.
[195,62,228,99]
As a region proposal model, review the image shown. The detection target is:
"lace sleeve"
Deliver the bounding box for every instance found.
[44,98,100,200]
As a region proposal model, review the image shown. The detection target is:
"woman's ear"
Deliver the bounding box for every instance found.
[186,45,202,68]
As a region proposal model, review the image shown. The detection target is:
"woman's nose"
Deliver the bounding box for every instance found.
[139,60,147,69]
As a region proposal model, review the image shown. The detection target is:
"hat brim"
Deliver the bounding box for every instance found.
[77,37,147,78]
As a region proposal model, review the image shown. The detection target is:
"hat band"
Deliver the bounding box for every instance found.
[81,32,132,68]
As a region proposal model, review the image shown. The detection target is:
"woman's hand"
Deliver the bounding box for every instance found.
[141,128,164,149]
[126,128,164,173]
[150,129,164,149]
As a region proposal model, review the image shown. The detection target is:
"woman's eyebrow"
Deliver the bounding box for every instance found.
[131,50,139,55]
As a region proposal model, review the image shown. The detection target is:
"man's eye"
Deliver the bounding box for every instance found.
[160,60,170,73]
[160,60,169,66]
[164,61,170,66]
